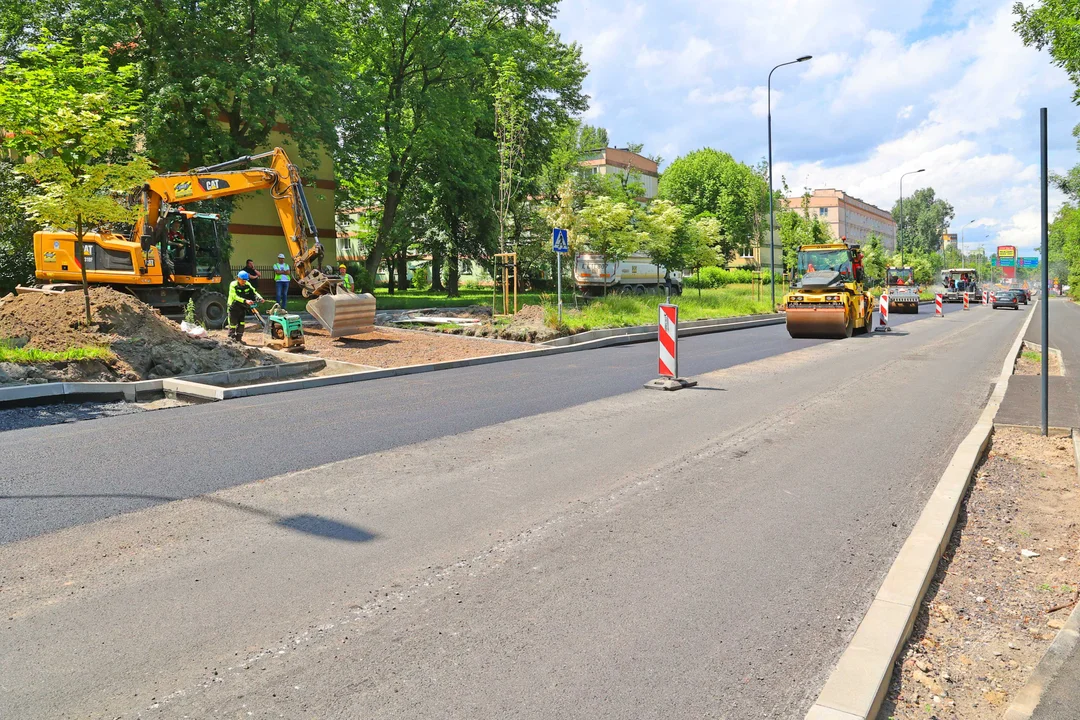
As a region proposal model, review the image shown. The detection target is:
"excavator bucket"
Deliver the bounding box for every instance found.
[306,292,376,338]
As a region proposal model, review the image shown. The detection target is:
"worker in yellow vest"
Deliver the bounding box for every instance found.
[338,263,355,293]
[273,253,290,309]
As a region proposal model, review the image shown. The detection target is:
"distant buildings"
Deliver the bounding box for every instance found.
[784,189,897,251]
[579,147,659,199]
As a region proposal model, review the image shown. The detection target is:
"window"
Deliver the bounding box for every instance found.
[819,207,828,217]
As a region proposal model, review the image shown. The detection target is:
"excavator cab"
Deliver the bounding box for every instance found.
[157,210,222,283]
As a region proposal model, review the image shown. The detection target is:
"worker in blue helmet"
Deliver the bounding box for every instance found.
[227,270,264,342]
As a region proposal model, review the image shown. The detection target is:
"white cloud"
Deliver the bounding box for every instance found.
[552,0,1079,245]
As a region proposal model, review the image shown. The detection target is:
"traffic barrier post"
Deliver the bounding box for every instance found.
[875,292,891,332]
[936,293,943,317]
[963,291,969,310]
[643,303,697,391]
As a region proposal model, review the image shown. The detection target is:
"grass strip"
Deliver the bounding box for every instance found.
[0,345,114,364]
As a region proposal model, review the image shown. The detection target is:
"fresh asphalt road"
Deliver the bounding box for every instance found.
[0,301,960,544]
[1,301,1024,719]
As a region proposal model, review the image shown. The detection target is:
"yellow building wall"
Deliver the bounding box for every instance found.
[225,129,337,271]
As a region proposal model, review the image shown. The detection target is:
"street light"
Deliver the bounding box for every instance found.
[960,219,975,266]
[898,168,925,265]
[767,54,812,308]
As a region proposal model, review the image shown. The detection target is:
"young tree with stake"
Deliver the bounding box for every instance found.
[0,40,152,325]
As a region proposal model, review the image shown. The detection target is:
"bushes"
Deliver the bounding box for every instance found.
[685,266,754,288]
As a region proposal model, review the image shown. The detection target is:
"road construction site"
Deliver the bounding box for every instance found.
[0,290,1027,719]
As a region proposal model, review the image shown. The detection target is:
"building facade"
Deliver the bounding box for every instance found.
[579,147,659,199]
[783,189,897,251]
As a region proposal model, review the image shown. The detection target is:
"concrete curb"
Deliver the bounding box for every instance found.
[805,299,1039,720]
[540,313,785,347]
[0,311,784,407]
[1003,427,1080,720]
[0,379,163,406]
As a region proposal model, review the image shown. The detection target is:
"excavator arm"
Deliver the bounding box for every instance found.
[136,147,331,298]
[135,147,373,337]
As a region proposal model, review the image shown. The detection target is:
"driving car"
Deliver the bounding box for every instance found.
[992,290,1022,310]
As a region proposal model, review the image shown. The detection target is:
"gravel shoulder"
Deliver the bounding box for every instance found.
[879,427,1080,718]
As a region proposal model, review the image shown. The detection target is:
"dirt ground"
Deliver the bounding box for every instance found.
[879,427,1080,718]
[213,326,535,368]
[0,288,275,383]
[1015,342,1064,376]
[454,304,561,343]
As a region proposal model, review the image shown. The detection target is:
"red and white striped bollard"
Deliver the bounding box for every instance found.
[936,293,943,317]
[963,291,969,310]
[876,292,890,332]
[644,303,697,390]
[982,290,988,305]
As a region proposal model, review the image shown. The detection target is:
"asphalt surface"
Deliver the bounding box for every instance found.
[0,300,1024,719]
[0,301,958,544]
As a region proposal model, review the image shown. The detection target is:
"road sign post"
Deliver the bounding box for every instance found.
[552,228,569,324]
[644,303,697,391]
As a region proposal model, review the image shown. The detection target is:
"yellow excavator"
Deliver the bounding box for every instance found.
[783,242,873,338]
[31,147,374,337]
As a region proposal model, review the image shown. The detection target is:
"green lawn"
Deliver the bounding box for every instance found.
[0,345,113,364]
[546,285,774,332]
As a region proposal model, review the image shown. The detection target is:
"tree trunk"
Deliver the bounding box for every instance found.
[396,252,410,291]
[76,214,92,326]
[447,249,460,298]
[365,170,404,289]
[386,257,396,295]
[430,249,444,292]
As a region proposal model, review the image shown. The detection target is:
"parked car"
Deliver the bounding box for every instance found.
[992,290,1021,310]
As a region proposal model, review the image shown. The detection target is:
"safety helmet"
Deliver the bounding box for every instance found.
[339,264,347,271]
[237,271,250,281]
[278,253,286,259]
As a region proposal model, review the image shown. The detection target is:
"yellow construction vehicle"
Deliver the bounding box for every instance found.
[783,242,873,338]
[31,147,374,336]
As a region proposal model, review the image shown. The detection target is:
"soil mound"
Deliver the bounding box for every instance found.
[461,304,558,343]
[0,288,275,384]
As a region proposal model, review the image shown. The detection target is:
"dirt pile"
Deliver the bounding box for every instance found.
[461,304,560,343]
[0,288,275,384]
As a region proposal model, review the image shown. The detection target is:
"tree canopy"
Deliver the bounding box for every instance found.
[891,187,955,255]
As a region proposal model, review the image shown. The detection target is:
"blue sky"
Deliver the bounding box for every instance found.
[552,0,1079,258]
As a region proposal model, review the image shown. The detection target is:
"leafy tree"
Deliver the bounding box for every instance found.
[493,56,527,254]
[861,232,888,284]
[891,187,955,255]
[574,196,641,293]
[0,40,153,324]
[657,148,769,262]
[338,0,586,291]
[578,124,609,150]
[0,160,39,294]
[639,200,693,280]
[1014,0,1080,103]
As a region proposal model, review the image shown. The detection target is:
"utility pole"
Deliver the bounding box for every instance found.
[1040,108,1049,436]
[767,55,812,309]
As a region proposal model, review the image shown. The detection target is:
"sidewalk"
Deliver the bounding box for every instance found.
[996,298,1080,430]
[1006,297,1080,719]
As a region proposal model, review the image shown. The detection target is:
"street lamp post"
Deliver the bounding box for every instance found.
[767,54,812,308]
[898,169,925,265]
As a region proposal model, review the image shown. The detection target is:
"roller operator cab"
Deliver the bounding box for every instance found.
[783,243,873,339]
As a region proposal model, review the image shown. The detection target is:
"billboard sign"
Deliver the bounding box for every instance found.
[997,245,1017,278]
[1019,256,1040,268]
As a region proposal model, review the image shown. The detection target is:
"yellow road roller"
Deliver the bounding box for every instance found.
[783,243,873,339]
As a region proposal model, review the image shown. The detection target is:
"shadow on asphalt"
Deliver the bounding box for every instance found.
[0,492,378,544]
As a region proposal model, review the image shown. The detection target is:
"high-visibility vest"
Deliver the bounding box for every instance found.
[273,263,290,282]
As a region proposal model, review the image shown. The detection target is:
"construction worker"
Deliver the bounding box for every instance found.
[338,264,355,293]
[227,270,264,342]
[273,253,291,309]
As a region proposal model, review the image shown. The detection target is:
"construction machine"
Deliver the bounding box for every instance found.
[783,243,873,339]
[885,266,920,313]
[251,304,306,350]
[31,147,374,337]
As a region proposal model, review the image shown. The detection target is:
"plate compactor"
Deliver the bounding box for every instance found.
[252,305,305,350]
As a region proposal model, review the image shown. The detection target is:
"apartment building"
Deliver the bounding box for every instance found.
[784,189,897,250]
[579,147,659,199]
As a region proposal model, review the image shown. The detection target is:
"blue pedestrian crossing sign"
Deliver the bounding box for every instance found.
[552,228,569,253]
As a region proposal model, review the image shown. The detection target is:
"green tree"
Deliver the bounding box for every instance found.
[1014,0,1080,103]
[575,196,641,293]
[777,190,833,272]
[493,56,527,254]
[578,124,609,150]
[0,160,39,294]
[0,40,154,324]
[639,200,693,280]
[657,148,769,262]
[338,0,585,291]
[891,187,954,255]
[861,232,888,284]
